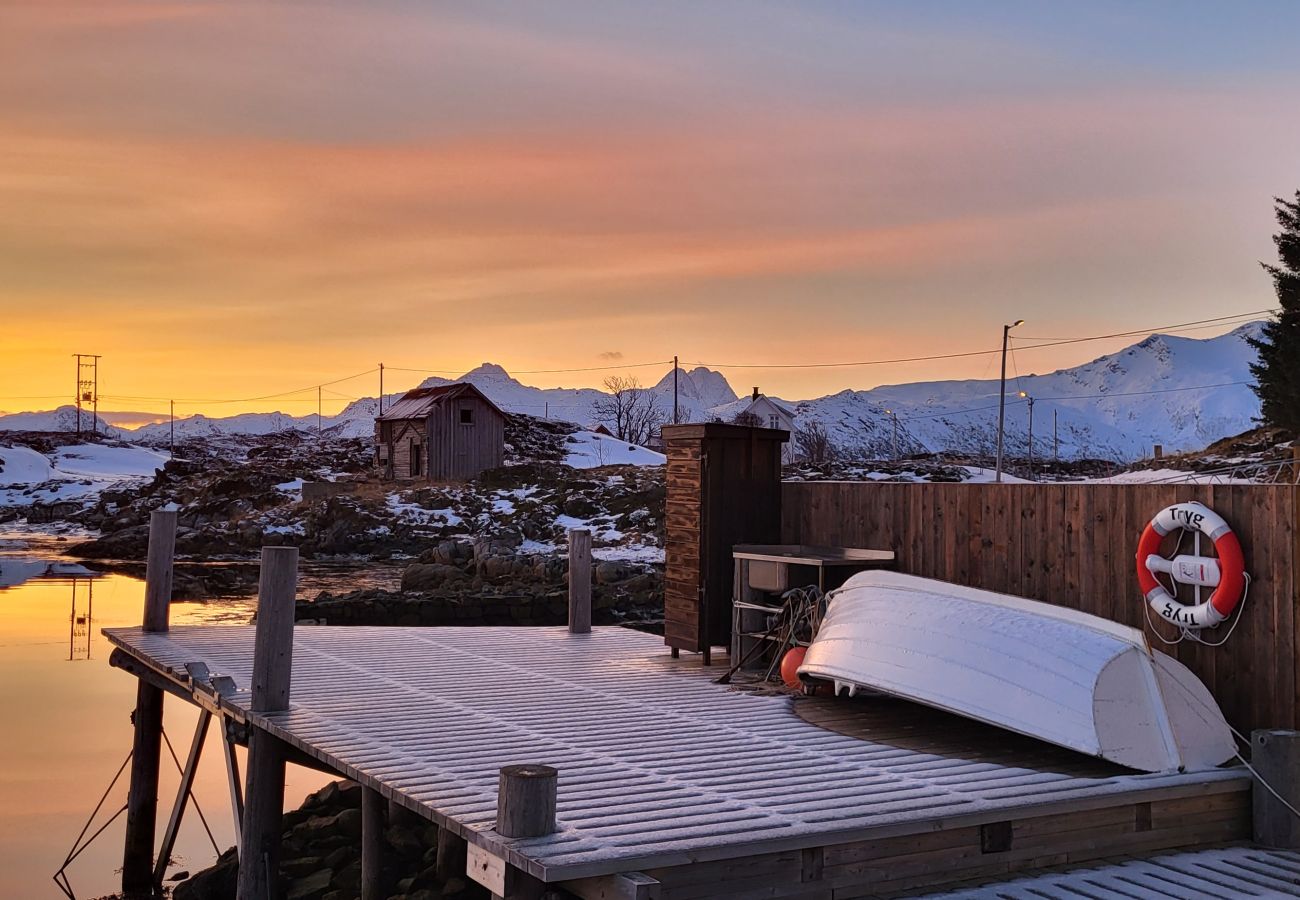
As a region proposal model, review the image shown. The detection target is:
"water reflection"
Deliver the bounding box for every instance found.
[0,539,344,899]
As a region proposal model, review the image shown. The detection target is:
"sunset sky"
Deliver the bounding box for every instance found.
[2,1,1299,417]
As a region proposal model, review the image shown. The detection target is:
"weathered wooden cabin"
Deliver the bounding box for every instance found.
[375,383,506,482]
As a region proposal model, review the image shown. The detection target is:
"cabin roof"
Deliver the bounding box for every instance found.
[377,382,506,422]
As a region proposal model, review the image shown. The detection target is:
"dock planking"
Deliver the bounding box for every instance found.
[106,624,1249,894]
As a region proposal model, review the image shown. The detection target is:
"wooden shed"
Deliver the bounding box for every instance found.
[375,383,506,482]
[662,423,787,663]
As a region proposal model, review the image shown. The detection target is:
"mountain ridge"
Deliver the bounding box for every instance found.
[0,323,1267,461]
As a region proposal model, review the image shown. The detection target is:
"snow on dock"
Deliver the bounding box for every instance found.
[105,624,1250,892]
[917,845,1300,898]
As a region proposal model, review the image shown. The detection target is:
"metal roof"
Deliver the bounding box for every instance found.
[377,382,505,422]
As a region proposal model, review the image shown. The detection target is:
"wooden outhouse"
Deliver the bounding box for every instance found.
[375,383,506,482]
[662,423,787,664]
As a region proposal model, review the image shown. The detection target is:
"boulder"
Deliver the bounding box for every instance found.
[594,560,637,584]
[401,563,467,592]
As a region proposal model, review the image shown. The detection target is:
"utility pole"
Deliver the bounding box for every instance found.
[885,408,898,461]
[1053,408,1058,463]
[544,401,549,419]
[72,354,100,435]
[994,320,1023,482]
[169,400,175,456]
[379,363,385,416]
[673,355,679,424]
[317,385,322,435]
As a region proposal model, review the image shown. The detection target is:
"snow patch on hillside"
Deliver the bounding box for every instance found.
[0,443,167,509]
[564,432,665,469]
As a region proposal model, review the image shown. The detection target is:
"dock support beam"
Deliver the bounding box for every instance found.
[236,546,299,900]
[361,787,385,900]
[465,765,558,899]
[569,529,592,634]
[1252,729,1300,848]
[122,508,176,898]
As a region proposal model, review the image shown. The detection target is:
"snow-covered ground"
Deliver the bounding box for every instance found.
[564,431,665,468]
[0,442,168,508]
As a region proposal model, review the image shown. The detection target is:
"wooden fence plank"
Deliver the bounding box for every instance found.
[780,482,1297,734]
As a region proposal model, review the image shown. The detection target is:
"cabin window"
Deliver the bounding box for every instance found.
[410,441,422,476]
[769,415,781,429]
[459,406,474,425]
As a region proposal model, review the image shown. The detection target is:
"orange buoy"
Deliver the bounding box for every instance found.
[780,646,807,689]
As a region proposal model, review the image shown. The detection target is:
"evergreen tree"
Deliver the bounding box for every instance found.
[1249,191,1300,431]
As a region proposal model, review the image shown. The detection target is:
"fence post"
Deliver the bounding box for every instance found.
[122,508,176,897]
[1252,729,1300,848]
[496,764,558,838]
[236,546,299,900]
[568,529,592,634]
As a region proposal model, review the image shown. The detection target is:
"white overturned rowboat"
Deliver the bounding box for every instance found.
[798,571,1236,773]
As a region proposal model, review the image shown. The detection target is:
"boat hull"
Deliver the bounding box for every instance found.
[798,571,1236,773]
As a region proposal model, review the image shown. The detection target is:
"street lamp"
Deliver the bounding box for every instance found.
[884,408,899,461]
[994,320,1024,482]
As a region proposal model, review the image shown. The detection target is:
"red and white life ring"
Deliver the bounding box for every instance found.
[1136,501,1245,629]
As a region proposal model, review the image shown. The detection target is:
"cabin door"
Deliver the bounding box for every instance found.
[410,441,422,477]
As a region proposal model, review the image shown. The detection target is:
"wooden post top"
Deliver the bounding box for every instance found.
[496,764,558,839]
[142,508,177,632]
[251,545,299,714]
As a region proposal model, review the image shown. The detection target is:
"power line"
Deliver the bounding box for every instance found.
[889,380,1250,423]
[690,308,1276,370]
[98,367,378,405]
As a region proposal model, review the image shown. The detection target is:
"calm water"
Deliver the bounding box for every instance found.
[0,533,401,898]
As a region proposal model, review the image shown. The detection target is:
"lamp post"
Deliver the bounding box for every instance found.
[884,408,898,461]
[994,320,1024,482]
[1019,392,1035,481]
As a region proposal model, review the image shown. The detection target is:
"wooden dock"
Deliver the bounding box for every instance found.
[106,623,1254,898]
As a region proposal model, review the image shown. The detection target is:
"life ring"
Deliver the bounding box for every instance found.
[1136,501,1245,629]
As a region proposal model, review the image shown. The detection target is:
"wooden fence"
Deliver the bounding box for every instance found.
[781,481,1300,735]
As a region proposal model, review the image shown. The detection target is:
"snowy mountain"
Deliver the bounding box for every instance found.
[788,323,1264,461]
[0,324,1270,460]
[0,405,124,438]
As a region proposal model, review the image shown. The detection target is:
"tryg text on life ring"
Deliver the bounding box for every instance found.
[1136,501,1245,629]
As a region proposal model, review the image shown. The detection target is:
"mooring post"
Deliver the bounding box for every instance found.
[122,508,176,898]
[568,529,592,634]
[496,764,558,838]
[1252,729,1300,848]
[361,786,385,900]
[236,546,299,900]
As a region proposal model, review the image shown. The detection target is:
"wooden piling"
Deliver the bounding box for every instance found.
[496,764,557,838]
[435,827,467,881]
[1252,729,1300,848]
[236,546,299,900]
[121,508,176,897]
[361,786,385,900]
[568,529,592,634]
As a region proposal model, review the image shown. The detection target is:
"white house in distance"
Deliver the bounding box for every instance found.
[737,388,797,462]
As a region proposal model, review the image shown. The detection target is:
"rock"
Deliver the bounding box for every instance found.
[594,560,636,584]
[172,848,237,900]
[401,563,466,592]
[286,868,333,900]
[386,823,425,858]
[323,845,353,870]
[281,856,324,878]
[334,806,363,838]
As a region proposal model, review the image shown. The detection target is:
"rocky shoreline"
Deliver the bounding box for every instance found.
[298,537,663,631]
[167,779,556,900]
